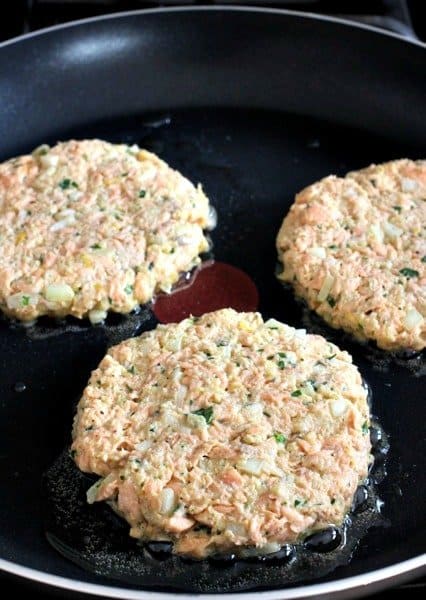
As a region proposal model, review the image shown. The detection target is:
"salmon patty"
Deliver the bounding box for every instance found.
[276,160,426,351]
[72,308,371,559]
[0,140,212,323]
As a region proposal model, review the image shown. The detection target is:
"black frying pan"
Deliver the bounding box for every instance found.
[0,7,425,599]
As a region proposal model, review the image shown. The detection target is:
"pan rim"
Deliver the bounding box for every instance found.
[0,5,425,52]
[0,4,424,597]
[1,554,425,598]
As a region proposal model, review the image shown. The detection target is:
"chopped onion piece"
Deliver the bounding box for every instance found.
[309,247,326,259]
[244,403,263,420]
[32,144,50,156]
[317,274,335,302]
[294,328,307,339]
[160,488,176,516]
[226,522,247,538]
[187,413,207,430]
[401,177,418,192]
[369,224,384,243]
[265,318,283,329]
[237,458,264,476]
[331,398,348,417]
[39,154,59,168]
[383,221,403,239]
[136,440,151,453]
[86,480,102,504]
[50,217,75,232]
[45,283,75,304]
[89,309,107,325]
[405,308,423,330]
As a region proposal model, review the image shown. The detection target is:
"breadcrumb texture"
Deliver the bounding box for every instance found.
[276,160,426,351]
[0,140,210,322]
[72,308,370,558]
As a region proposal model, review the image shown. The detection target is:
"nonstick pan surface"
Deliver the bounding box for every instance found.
[0,7,425,599]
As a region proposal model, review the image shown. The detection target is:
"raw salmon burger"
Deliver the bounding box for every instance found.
[0,140,212,323]
[72,308,371,559]
[276,160,426,352]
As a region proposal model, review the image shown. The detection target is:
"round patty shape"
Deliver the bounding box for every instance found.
[276,160,426,351]
[72,308,371,559]
[0,140,211,323]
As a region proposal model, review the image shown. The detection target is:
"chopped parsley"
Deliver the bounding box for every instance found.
[216,341,228,347]
[274,432,287,444]
[59,178,78,190]
[291,389,302,397]
[277,353,287,369]
[91,243,101,250]
[127,365,135,374]
[327,295,336,308]
[326,353,336,360]
[21,295,30,307]
[124,284,134,294]
[139,189,146,198]
[399,267,419,279]
[422,256,426,263]
[268,326,279,330]
[294,499,304,507]
[148,262,154,271]
[331,498,336,505]
[263,410,271,418]
[393,205,402,212]
[362,421,369,435]
[192,406,214,424]
[328,244,338,249]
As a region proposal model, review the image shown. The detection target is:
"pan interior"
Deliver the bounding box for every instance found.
[0,108,424,594]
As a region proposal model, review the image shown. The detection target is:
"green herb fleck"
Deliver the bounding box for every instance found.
[421,256,426,263]
[148,262,154,271]
[362,421,369,435]
[127,365,135,374]
[139,189,146,198]
[192,406,214,424]
[216,341,228,347]
[331,498,336,505]
[169,247,175,254]
[124,284,134,294]
[327,295,336,307]
[70,449,77,458]
[59,178,78,190]
[91,243,101,250]
[328,244,338,249]
[399,267,419,279]
[393,205,402,212]
[291,390,302,397]
[294,499,304,507]
[268,326,279,330]
[263,411,271,418]
[326,354,336,360]
[278,352,287,358]
[21,295,30,307]
[274,432,287,444]
[277,360,286,369]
